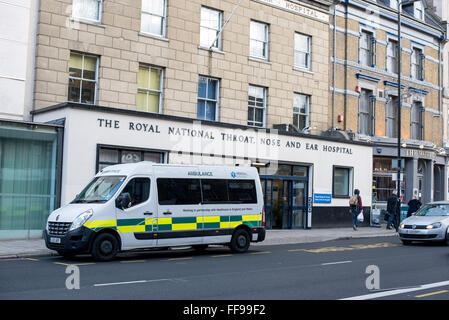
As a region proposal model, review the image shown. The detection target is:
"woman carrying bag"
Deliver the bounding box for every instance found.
[349,189,363,231]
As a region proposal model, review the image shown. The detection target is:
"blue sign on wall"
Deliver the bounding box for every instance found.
[313,193,332,204]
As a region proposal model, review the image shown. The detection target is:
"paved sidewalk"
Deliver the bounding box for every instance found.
[252,226,397,246]
[0,226,397,259]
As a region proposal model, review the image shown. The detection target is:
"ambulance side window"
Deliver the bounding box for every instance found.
[202,179,228,203]
[157,178,201,205]
[120,178,151,207]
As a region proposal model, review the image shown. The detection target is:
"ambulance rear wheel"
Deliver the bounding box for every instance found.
[91,233,118,261]
[230,229,250,253]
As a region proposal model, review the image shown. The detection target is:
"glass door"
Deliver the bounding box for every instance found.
[261,178,287,229]
[418,176,423,202]
[282,180,290,229]
[273,179,287,229]
[261,175,308,229]
[290,180,307,228]
[273,178,308,229]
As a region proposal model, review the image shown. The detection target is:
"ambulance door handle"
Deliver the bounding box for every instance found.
[144,211,153,216]
[163,210,172,215]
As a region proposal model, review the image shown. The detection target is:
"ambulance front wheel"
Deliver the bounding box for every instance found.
[91,233,119,261]
[230,229,250,253]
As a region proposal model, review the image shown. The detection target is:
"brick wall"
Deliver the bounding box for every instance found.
[329,11,443,146]
[35,0,329,133]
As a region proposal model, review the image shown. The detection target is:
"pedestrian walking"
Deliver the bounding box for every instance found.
[386,190,400,231]
[407,195,422,217]
[349,189,363,231]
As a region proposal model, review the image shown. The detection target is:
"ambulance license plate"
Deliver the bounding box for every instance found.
[50,237,61,244]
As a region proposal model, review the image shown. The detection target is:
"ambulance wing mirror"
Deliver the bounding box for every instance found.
[116,192,131,210]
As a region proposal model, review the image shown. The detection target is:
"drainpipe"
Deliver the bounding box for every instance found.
[27,0,40,122]
[332,1,338,130]
[438,37,442,151]
[344,0,348,131]
[439,38,442,115]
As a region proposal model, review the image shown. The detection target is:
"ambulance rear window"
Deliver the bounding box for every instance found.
[227,180,257,204]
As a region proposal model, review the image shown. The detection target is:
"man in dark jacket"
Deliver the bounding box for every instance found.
[386,190,400,230]
[407,195,422,217]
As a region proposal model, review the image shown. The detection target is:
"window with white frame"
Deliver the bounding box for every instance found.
[389,0,398,10]
[248,85,266,127]
[293,93,310,130]
[200,7,222,49]
[197,76,219,121]
[411,101,424,140]
[137,65,164,113]
[386,96,398,138]
[250,21,269,60]
[411,47,425,80]
[141,0,166,37]
[333,166,353,198]
[414,1,424,20]
[386,39,398,74]
[359,30,375,67]
[294,33,311,70]
[68,52,98,104]
[358,88,375,136]
[97,146,165,172]
[72,0,102,22]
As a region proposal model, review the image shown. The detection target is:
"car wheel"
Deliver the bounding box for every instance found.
[401,239,412,245]
[230,229,250,253]
[445,230,449,246]
[91,233,118,261]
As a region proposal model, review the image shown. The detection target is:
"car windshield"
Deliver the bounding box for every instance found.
[415,204,449,217]
[72,176,126,204]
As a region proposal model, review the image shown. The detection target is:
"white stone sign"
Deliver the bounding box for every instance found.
[252,0,329,23]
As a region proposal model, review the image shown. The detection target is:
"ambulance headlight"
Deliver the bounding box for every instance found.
[69,209,93,231]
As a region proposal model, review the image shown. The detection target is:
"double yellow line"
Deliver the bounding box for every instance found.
[415,290,448,298]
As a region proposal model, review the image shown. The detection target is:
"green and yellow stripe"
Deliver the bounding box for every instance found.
[84,214,262,233]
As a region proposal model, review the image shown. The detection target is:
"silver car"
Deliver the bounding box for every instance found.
[398,201,449,245]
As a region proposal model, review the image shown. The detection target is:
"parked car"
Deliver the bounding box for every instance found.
[398,201,449,245]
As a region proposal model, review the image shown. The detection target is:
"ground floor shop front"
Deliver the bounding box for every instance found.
[0,119,63,239]
[372,144,448,211]
[31,102,373,231]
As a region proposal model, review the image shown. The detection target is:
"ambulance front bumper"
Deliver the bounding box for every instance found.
[44,226,95,254]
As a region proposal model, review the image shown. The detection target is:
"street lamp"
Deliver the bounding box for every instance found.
[397,0,420,202]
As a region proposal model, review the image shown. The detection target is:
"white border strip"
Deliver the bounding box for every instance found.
[341,280,449,300]
[321,260,352,266]
[94,278,172,287]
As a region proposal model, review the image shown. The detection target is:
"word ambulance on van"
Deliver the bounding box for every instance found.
[44,162,266,261]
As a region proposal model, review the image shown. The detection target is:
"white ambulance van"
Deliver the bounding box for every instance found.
[45,162,266,261]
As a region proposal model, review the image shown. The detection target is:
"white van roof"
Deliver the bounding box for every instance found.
[97,162,259,180]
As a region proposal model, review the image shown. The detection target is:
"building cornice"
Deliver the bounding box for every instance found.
[343,0,444,39]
